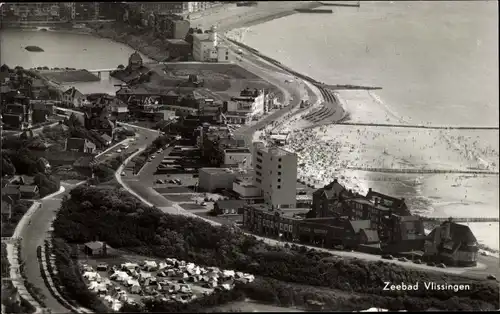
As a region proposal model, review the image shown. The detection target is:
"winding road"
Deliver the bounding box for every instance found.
[18,126,158,313]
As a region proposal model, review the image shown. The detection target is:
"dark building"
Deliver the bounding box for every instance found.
[366,188,410,216]
[424,221,478,266]
[165,39,192,61]
[65,137,96,154]
[312,179,351,218]
[83,104,114,136]
[83,241,109,257]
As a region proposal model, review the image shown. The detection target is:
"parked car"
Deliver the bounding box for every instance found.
[121,172,126,176]
[156,179,164,184]
[427,262,436,267]
[117,149,122,153]
[487,275,497,281]
[398,257,408,262]
[333,245,344,250]
[382,254,394,260]
[413,259,422,264]
[437,263,446,268]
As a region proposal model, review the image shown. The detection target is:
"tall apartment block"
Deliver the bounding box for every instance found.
[252,142,297,209]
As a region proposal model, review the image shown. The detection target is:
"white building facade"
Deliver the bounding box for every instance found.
[193,26,228,62]
[252,142,298,209]
[224,92,265,124]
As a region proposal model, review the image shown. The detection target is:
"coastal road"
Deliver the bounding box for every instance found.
[220,35,310,147]
[18,125,157,314]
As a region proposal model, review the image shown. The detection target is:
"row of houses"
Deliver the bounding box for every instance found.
[241,178,479,267]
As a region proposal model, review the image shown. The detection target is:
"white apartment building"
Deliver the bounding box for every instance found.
[252,142,297,209]
[217,45,230,62]
[193,25,229,62]
[225,92,265,124]
[192,32,217,62]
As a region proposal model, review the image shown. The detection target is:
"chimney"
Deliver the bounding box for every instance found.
[374,198,379,206]
[102,242,107,256]
[333,178,338,183]
[368,188,372,193]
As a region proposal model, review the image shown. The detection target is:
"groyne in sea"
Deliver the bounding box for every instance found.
[295,8,333,13]
[319,2,361,8]
[335,122,499,130]
[346,166,499,176]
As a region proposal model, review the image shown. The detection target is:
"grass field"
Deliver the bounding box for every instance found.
[39,70,100,83]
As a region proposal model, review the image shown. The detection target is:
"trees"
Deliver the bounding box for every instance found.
[34,173,60,197]
[52,186,499,311]
[1,156,16,176]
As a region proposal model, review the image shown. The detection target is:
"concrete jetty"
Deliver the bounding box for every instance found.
[335,122,499,131]
[346,166,499,175]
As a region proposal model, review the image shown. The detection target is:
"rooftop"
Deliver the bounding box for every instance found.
[224,148,250,154]
[254,142,296,157]
[199,168,237,175]
[165,38,190,45]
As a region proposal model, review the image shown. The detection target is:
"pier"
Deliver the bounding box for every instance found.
[319,2,361,8]
[346,166,499,175]
[334,122,499,131]
[418,217,499,223]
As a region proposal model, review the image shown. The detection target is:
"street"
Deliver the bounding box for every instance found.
[18,125,158,313]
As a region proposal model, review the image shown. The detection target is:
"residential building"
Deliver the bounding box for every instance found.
[2,113,24,130]
[31,109,47,124]
[213,199,246,215]
[192,32,217,62]
[217,45,230,62]
[5,185,39,199]
[83,104,114,136]
[127,51,143,71]
[61,87,85,108]
[168,19,190,40]
[2,102,32,130]
[165,39,192,61]
[31,100,55,115]
[243,204,301,241]
[198,168,237,192]
[252,142,297,209]
[366,188,410,216]
[2,186,21,202]
[140,2,188,15]
[312,179,350,218]
[30,79,49,99]
[223,89,265,124]
[65,137,96,154]
[424,220,478,266]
